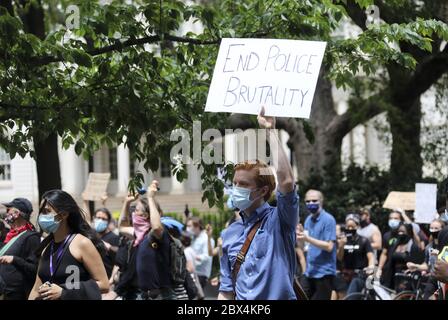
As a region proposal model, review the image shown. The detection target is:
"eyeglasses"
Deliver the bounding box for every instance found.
[305,200,319,204]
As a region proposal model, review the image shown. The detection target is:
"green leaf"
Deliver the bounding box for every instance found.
[71,50,92,67]
[74,140,84,155]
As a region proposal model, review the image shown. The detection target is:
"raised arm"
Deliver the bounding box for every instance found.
[118,194,137,235]
[258,107,295,194]
[82,199,91,222]
[147,180,164,239]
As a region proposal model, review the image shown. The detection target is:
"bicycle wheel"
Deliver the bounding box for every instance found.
[393,291,416,300]
[343,292,368,300]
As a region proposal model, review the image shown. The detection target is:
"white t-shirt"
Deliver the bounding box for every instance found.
[191,231,214,278]
[184,246,196,272]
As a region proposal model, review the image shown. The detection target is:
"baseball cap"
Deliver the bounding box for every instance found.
[2,198,33,221]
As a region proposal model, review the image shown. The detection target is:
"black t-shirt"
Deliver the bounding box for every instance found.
[136,228,172,291]
[383,230,398,250]
[100,231,120,278]
[342,234,373,270]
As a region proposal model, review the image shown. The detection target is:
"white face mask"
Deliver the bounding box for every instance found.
[186,226,195,235]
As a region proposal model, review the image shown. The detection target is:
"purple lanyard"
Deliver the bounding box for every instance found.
[49,234,71,277]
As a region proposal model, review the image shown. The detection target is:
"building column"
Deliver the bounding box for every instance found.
[116,144,130,197]
[58,138,87,196]
[170,168,185,195]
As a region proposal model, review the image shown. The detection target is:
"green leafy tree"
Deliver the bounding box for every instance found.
[0,0,447,204]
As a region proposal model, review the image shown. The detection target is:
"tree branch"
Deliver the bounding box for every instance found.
[326,94,386,142]
[343,1,368,31]
[396,46,448,105]
[0,0,14,16]
[32,34,220,66]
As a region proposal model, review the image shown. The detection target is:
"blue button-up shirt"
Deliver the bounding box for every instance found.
[304,209,337,278]
[219,187,299,300]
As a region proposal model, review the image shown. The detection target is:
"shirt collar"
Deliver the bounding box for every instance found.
[240,202,270,225]
[311,209,324,222]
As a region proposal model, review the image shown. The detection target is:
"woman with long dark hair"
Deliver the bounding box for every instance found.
[28,190,109,300]
[380,222,424,292]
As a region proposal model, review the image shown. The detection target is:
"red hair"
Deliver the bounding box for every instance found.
[234,160,276,201]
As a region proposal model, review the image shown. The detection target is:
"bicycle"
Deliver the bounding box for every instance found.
[343,270,396,300]
[393,271,430,300]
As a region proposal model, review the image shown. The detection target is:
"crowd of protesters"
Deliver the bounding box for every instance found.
[0,109,447,300]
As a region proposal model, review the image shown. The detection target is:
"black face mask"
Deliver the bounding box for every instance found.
[345,229,357,238]
[430,231,440,240]
[360,220,369,228]
[397,233,411,244]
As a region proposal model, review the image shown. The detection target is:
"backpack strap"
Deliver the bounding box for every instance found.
[231,220,263,291]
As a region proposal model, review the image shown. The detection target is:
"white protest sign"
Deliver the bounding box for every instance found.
[82,172,110,201]
[205,38,327,118]
[414,183,437,224]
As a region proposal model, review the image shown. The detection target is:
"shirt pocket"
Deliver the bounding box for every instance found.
[253,230,269,259]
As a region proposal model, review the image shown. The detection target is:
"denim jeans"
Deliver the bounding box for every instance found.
[347,276,364,295]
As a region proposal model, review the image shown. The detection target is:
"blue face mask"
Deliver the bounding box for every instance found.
[38,214,61,234]
[388,219,400,230]
[306,203,320,214]
[94,219,108,233]
[232,186,261,211]
[226,196,236,210]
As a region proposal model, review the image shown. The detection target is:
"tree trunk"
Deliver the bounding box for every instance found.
[20,0,62,199]
[388,99,423,190]
[34,132,62,198]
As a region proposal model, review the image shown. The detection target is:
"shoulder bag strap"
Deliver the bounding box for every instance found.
[0,230,28,257]
[231,220,262,290]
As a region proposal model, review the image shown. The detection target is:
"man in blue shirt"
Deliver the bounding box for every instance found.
[297,189,336,300]
[218,107,298,300]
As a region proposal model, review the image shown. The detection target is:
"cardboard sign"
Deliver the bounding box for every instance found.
[205,38,327,118]
[414,183,437,224]
[82,173,110,201]
[383,191,415,211]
